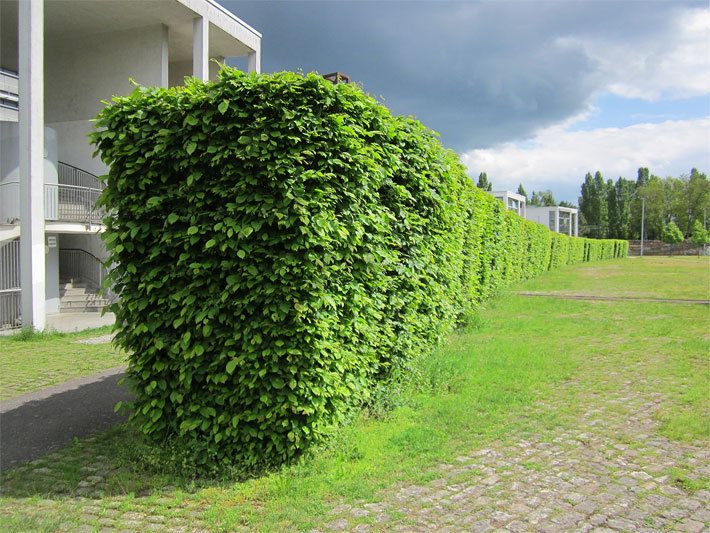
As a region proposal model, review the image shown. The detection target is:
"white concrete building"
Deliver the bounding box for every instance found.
[491,190,526,218]
[0,0,261,330]
[526,206,579,237]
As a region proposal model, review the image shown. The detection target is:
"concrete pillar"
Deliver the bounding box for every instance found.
[160,24,169,87]
[193,17,209,81]
[247,48,261,74]
[574,212,579,237]
[554,209,559,233]
[19,0,46,330]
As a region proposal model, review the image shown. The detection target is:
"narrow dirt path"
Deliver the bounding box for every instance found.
[517,292,710,305]
[319,356,710,532]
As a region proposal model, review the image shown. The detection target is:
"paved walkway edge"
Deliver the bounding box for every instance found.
[0,366,128,414]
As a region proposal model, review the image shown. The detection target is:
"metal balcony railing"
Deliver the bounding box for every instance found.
[0,239,21,330]
[0,162,105,225]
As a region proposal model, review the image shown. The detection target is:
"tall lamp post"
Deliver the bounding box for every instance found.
[630,190,646,257]
[640,196,645,257]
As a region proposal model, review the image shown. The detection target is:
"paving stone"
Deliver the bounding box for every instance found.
[674,519,705,533]
[606,517,637,531]
[325,519,349,531]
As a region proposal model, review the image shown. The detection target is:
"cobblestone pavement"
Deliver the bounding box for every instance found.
[1,343,707,531]
[74,333,116,345]
[318,358,710,533]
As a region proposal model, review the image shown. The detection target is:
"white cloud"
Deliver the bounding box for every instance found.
[460,117,710,201]
[560,8,710,100]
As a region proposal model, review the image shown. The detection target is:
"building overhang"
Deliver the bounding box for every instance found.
[1,0,261,71]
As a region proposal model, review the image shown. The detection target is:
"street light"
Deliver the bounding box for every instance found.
[630,190,646,257]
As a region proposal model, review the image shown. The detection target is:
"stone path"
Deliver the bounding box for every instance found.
[74,333,115,345]
[1,321,707,531]
[318,358,710,532]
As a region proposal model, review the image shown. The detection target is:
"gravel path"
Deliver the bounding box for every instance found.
[319,357,710,533]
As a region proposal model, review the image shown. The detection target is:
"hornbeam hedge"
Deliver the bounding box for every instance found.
[92,68,627,468]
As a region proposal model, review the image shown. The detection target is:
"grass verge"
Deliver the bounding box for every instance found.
[0,257,707,532]
[0,326,125,401]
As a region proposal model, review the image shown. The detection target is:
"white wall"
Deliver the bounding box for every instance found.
[0,122,57,223]
[59,233,107,261]
[525,207,555,229]
[45,237,59,313]
[169,56,225,87]
[48,120,108,177]
[0,108,17,122]
[44,25,168,176]
[169,60,193,87]
[45,25,168,124]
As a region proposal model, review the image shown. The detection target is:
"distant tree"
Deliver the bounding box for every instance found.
[604,177,634,239]
[516,183,528,201]
[661,221,684,244]
[531,190,556,206]
[476,172,492,191]
[559,200,576,208]
[579,171,609,238]
[636,167,650,188]
[636,175,667,240]
[606,178,620,238]
[690,220,710,245]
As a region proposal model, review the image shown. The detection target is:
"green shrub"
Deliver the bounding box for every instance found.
[690,220,709,245]
[662,221,685,244]
[92,68,627,469]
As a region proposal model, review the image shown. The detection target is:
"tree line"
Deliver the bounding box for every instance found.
[577,168,709,243]
[474,168,710,243]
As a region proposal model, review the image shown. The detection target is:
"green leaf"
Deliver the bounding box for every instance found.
[167,213,179,224]
[226,359,238,375]
[186,142,197,155]
[218,100,229,114]
[187,226,199,235]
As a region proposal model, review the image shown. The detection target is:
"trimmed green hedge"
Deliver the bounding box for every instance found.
[92,69,627,468]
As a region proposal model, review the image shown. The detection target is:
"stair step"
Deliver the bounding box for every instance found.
[60,294,107,303]
[60,288,91,296]
[60,300,109,310]
[60,306,106,313]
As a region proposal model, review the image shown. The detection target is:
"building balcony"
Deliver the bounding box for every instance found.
[0,162,105,226]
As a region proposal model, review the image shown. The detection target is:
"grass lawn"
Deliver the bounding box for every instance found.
[0,256,708,531]
[0,327,126,401]
[521,255,710,300]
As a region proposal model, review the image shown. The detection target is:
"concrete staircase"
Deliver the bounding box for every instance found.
[59,280,110,313]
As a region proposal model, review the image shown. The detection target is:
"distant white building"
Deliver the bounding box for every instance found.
[526,206,579,237]
[0,0,261,330]
[491,190,526,218]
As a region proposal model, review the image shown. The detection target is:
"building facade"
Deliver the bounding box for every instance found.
[525,206,579,237]
[0,0,261,330]
[491,190,526,218]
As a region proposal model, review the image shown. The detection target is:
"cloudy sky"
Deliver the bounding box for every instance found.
[222,0,710,203]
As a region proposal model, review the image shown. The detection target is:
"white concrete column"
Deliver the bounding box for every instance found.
[160,24,169,87]
[247,48,261,74]
[19,0,46,330]
[193,17,209,81]
[574,212,579,237]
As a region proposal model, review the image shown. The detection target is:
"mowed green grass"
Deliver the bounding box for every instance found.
[521,255,710,300]
[0,327,126,401]
[0,257,707,532]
